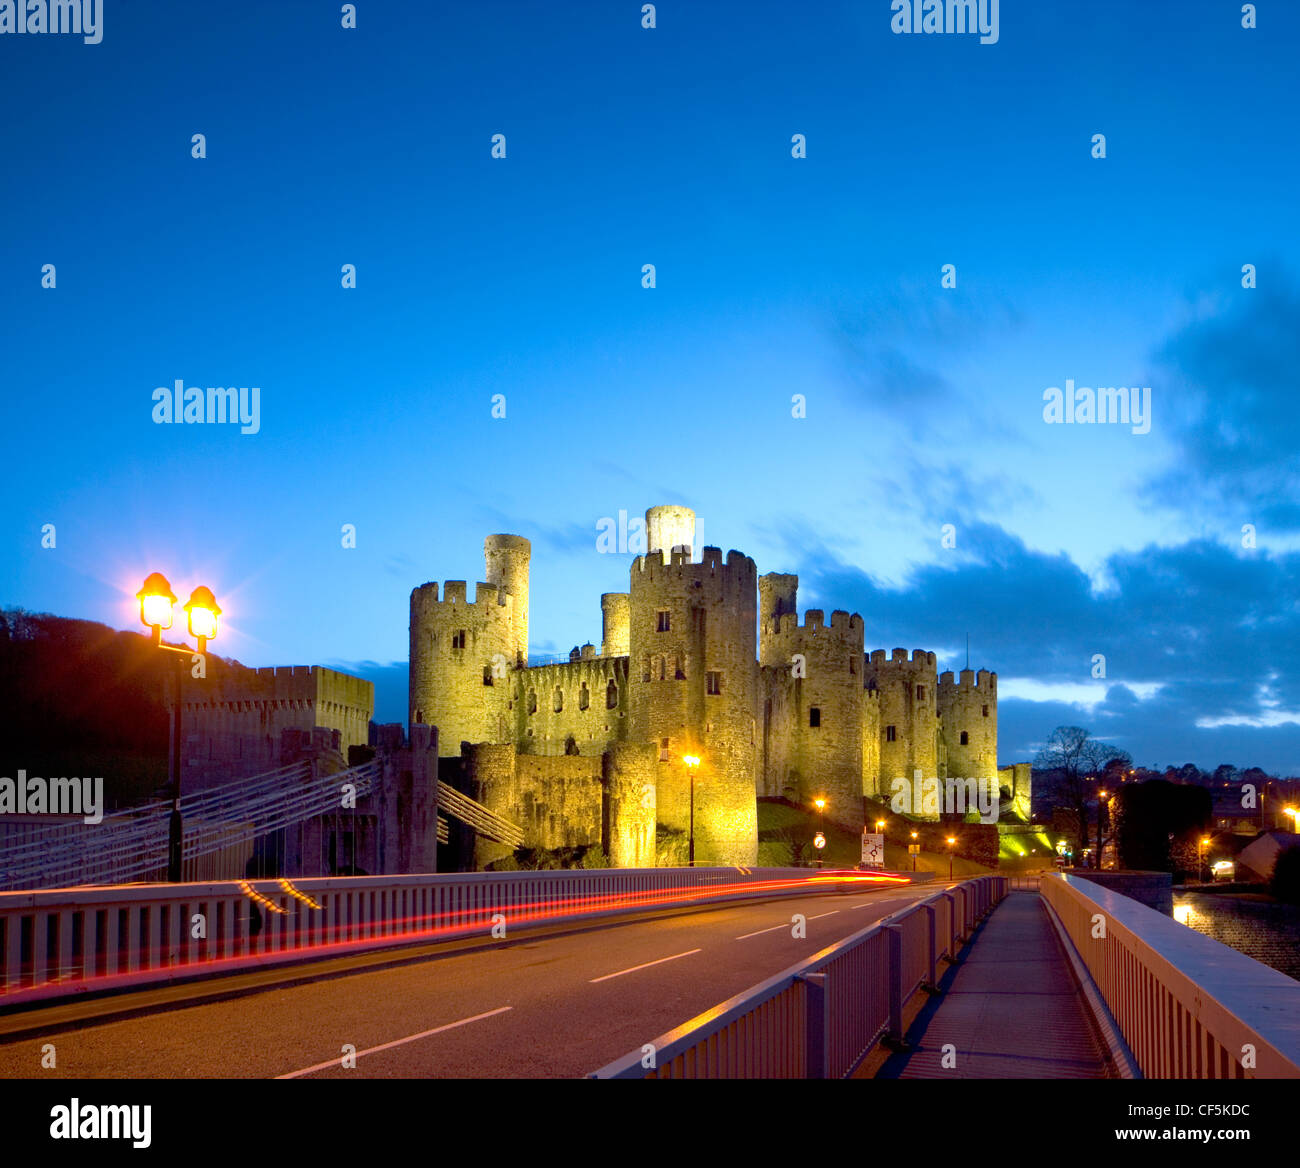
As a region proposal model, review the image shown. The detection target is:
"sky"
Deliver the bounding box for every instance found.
[2,0,1299,774]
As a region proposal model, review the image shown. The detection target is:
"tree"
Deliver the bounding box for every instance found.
[1272,846,1300,905]
[1112,780,1212,877]
[1035,726,1131,865]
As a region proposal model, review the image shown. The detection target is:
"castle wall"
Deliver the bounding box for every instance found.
[177,665,373,793]
[512,654,629,756]
[999,762,1032,822]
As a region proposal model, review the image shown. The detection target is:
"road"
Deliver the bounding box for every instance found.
[0,882,941,1078]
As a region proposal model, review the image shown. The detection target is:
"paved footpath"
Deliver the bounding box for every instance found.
[879,891,1112,1079]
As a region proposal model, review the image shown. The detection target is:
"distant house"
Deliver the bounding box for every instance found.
[1209,791,1262,836]
[1235,831,1300,883]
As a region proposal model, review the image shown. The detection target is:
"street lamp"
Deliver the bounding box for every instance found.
[910,830,918,873]
[138,573,222,882]
[1097,790,1108,870]
[1284,807,1299,834]
[946,836,956,880]
[814,797,826,868]
[683,754,701,867]
[1199,836,1211,883]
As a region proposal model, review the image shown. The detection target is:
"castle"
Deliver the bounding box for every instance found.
[410,505,1023,868]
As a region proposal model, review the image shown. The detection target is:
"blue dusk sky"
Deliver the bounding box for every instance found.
[2,1,1298,773]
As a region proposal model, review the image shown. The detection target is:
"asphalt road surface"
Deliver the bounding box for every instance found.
[0,883,941,1078]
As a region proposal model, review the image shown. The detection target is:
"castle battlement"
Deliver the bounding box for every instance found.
[764,607,864,652]
[632,546,757,589]
[410,580,514,614]
[939,668,997,692]
[868,647,937,670]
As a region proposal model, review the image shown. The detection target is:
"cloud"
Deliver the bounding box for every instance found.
[1147,268,1300,530]
[780,521,1300,773]
[829,286,1024,442]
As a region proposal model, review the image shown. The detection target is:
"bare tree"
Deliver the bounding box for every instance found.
[1035,726,1131,865]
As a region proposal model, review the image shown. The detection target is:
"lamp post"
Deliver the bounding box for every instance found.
[946,836,956,881]
[137,573,222,883]
[683,754,700,867]
[814,797,826,868]
[1097,790,1108,870]
[1285,807,1299,835]
[1199,836,1211,884]
[910,830,918,873]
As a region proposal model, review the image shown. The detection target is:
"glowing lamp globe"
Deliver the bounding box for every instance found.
[682,755,700,769]
[137,573,177,631]
[184,586,221,643]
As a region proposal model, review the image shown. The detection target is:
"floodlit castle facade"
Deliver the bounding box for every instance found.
[410,506,1009,868]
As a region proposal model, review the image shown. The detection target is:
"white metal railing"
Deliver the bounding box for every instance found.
[0,866,915,1008]
[590,875,1007,1078]
[1041,872,1300,1078]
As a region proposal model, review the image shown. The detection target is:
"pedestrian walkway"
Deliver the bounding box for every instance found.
[877,892,1113,1078]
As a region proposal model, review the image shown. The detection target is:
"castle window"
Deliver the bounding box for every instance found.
[579,683,590,710]
[960,731,969,746]
[849,656,856,675]
[916,685,925,701]
[982,704,989,717]
[606,680,618,709]
[452,630,466,650]
[886,725,897,742]
[675,653,686,680]
[657,610,671,632]
[655,655,667,681]
[528,691,537,715]
[809,707,821,728]
[706,671,723,695]
[565,736,579,756]
[483,666,494,686]
[660,737,670,762]
[642,658,651,682]
[415,709,423,724]
[553,687,563,713]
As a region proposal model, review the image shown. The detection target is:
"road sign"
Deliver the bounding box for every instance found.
[861,831,884,867]
[908,844,921,856]
[813,832,826,850]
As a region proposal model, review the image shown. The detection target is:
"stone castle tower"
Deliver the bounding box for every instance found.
[408,505,1005,867]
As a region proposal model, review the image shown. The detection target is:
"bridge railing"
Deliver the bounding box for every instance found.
[0,866,914,1009]
[1041,872,1300,1078]
[590,874,1008,1079]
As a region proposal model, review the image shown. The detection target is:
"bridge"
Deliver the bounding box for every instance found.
[0,866,1297,1078]
[0,759,521,891]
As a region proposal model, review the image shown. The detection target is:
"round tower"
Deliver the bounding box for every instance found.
[937,668,998,787]
[484,534,530,665]
[628,543,758,865]
[758,572,798,667]
[764,607,866,830]
[645,505,695,557]
[410,580,514,757]
[864,648,940,818]
[600,592,630,657]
